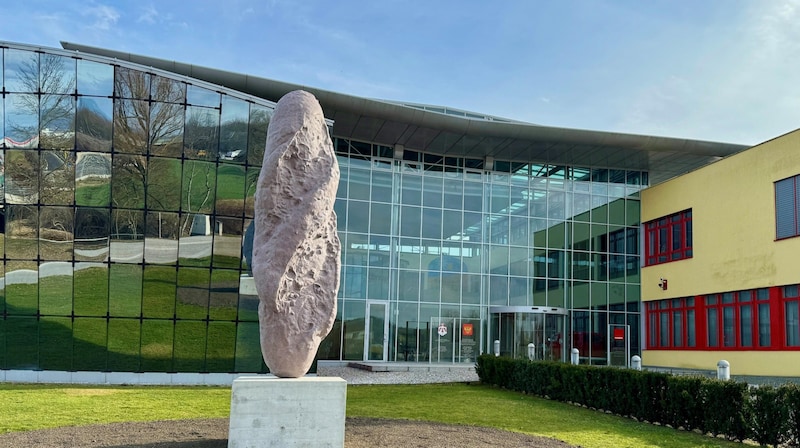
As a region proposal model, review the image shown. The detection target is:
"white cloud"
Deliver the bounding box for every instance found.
[138,4,158,24]
[82,4,120,31]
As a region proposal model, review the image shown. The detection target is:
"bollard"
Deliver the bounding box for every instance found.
[570,348,579,365]
[494,340,500,357]
[631,355,642,370]
[717,360,730,380]
[527,343,535,361]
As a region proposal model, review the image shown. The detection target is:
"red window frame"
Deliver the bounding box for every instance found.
[644,209,692,266]
[645,297,696,349]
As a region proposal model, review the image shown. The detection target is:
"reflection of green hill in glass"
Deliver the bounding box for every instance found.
[75,181,111,206]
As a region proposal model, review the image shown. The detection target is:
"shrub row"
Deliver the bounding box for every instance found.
[475,355,800,446]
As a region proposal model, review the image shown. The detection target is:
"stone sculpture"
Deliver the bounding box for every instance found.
[252,90,341,378]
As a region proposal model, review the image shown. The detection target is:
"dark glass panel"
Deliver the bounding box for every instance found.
[4,49,39,92]
[39,262,72,315]
[77,59,113,96]
[5,150,39,204]
[5,261,37,316]
[76,97,112,152]
[6,205,38,259]
[235,321,266,372]
[244,166,259,218]
[107,318,141,371]
[140,319,174,371]
[72,206,111,261]
[5,94,39,148]
[145,211,179,264]
[246,104,271,166]
[112,154,146,208]
[423,175,443,208]
[75,153,111,207]
[74,263,108,317]
[39,316,72,370]
[176,267,209,319]
[421,208,442,239]
[39,206,74,261]
[400,174,422,206]
[348,169,371,201]
[73,317,107,370]
[108,264,142,317]
[220,96,249,164]
[209,269,239,321]
[347,201,370,233]
[113,99,148,154]
[0,264,5,316]
[110,209,144,263]
[342,300,366,360]
[39,150,75,205]
[6,317,38,368]
[0,318,4,368]
[115,67,150,100]
[206,322,235,372]
[370,203,392,235]
[173,320,207,372]
[146,157,181,211]
[142,265,176,318]
[185,106,220,160]
[237,291,258,322]
[181,160,217,214]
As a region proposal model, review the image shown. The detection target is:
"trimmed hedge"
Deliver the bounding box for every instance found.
[476,355,800,445]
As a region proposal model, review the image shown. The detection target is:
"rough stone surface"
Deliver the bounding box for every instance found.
[252,90,340,378]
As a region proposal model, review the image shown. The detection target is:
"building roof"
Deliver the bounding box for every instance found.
[61,41,749,184]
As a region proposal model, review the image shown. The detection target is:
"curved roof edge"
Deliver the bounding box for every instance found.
[60,41,749,183]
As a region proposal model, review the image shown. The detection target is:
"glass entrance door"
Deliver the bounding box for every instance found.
[365,301,388,361]
[490,306,568,362]
[608,324,629,367]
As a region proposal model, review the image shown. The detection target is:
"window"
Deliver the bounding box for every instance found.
[644,209,692,265]
[646,298,695,349]
[776,175,800,239]
[786,285,800,346]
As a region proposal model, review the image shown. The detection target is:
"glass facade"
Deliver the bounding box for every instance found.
[0,42,645,373]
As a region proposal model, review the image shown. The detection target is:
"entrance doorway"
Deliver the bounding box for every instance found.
[490,306,567,361]
[364,301,389,361]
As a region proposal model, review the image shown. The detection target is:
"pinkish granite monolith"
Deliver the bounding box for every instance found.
[252,90,341,378]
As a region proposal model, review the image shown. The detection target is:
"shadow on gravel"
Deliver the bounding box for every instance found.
[107,441,226,448]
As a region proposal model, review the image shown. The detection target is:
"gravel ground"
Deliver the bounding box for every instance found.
[0,366,577,448]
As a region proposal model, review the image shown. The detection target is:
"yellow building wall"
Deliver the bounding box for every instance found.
[646,351,800,377]
[641,129,800,375]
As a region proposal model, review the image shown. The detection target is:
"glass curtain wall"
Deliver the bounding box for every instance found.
[323,141,645,364]
[0,44,272,373]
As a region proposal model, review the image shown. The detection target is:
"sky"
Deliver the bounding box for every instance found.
[3,0,800,146]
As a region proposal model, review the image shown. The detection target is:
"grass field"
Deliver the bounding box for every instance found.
[0,382,747,448]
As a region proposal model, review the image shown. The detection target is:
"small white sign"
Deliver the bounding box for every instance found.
[437,323,448,337]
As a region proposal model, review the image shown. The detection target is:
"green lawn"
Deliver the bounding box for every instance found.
[0,382,747,447]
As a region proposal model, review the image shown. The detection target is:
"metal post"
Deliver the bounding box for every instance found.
[493,340,500,357]
[717,360,730,380]
[631,355,642,370]
[527,343,535,361]
[570,348,579,365]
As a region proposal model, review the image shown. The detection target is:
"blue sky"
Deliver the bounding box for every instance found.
[3,0,800,146]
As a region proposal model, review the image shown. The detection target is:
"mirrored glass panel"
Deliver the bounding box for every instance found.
[76,96,112,152]
[111,155,145,209]
[181,160,216,213]
[109,264,142,316]
[142,265,176,318]
[187,85,219,107]
[6,317,38,368]
[247,104,270,166]
[212,218,242,269]
[173,320,207,372]
[5,261,38,315]
[74,263,108,316]
[145,211,179,264]
[184,106,220,160]
[38,262,72,316]
[215,163,245,217]
[176,267,209,319]
[5,94,39,148]
[39,316,72,370]
[146,157,181,211]
[39,206,74,261]
[110,209,144,263]
[220,96,249,164]
[77,59,113,96]
[206,322,235,371]
[115,67,150,100]
[5,150,39,203]
[6,205,38,259]
[107,318,140,371]
[113,99,148,153]
[235,321,265,372]
[40,150,75,205]
[4,49,38,92]
[209,269,238,320]
[140,319,173,371]
[40,95,75,150]
[76,153,111,207]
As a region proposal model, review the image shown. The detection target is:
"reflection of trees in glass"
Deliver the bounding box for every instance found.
[112,155,145,209]
[146,157,181,211]
[180,160,216,235]
[150,76,185,157]
[76,97,112,152]
[40,150,75,205]
[219,96,249,163]
[5,150,40,204]
[246,105,271,165]
[39,206,74,261]
[184,106,220,160]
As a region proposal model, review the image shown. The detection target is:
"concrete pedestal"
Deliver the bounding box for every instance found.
[228,375,347,448]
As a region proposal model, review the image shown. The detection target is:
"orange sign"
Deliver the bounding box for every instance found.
[462,323,474,337]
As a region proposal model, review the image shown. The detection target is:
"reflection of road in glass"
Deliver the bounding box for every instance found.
[71,235,242,263]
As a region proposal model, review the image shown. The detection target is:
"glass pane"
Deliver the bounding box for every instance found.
[786,302,799,346]
[5,49,39,92]
[246,104,271,166]
[114,99,148,153]
[707,308,719,347]
[187,85,219,107]
[740,305,752,347]
[40,95,75,150]
[73,317,107,370]
[235,321,265,372]
[6,317,38,368]
[6,205,38,259]
[147,157,182,211]
[39,262,72,315]
[174,320,207,372]
[150,101,184,157]
[110,209,144,263]
[141,319,174,371]
[184,106,220,160]
[115,67,150,99]
[142,265,176,318]
[5,94,38,148]
[206,322,236,372]
[182,160,217,213]
[343,300,366,360]
[112,154,145,208]
[76,153,112,207]
[77,59,113,96]
[109,264,142,317]
[6,150,39,204]
[176,267,209,319]
[107,318,140,371]
[74,263,108,316]
[76,97,113,152]
[212,219,242,269]
[209,269,239,320]
[145,211,179,264]
[220,95,249,163]
[723,306,735,347]
[215,164,246,216]
[367,303,386,361]
[40,316,72,370]
[39,206,73,261]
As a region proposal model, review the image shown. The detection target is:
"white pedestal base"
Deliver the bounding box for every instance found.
[228,375,346,448]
